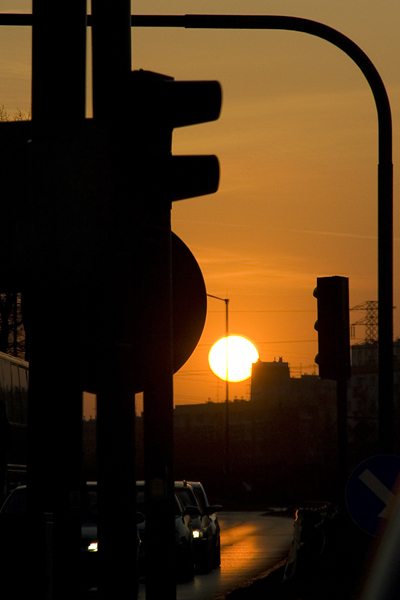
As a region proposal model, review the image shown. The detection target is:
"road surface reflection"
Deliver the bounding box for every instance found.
[138,510,294,600]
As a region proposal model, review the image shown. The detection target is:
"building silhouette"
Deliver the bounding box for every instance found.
[83,344,400,507]
[171,358,337,505]
[348,340,400,468]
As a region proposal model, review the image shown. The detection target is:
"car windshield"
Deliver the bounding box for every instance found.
[174,496,183,516]
[136,488,145,514]
[81,487,98,523]
[176,488,197,509]
[137,488,183,517]
[1,487,26,513]
[2,486,99,520]
[192,487,206,513]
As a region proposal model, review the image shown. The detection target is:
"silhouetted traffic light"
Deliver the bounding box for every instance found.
[313,276,350,380]
[125,68,221,388]
[130,69,221,202]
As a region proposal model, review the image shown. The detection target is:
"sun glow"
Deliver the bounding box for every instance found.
[208,335,259,382]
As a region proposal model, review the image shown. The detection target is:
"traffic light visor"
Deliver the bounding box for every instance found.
[131,71,222,129]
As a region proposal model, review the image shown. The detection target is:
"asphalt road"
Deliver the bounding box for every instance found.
[138,510,294,600]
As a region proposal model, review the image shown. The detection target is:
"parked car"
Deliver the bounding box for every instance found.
[187,480,223,568]
[174,480,221,572]
[0,483,143,593]
[136,480,199,581]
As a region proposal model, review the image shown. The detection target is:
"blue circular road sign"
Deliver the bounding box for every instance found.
[346,454,400,535]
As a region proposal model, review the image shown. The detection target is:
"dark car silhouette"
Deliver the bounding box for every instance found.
[136,480,200,581]
[187,480,222,568]
[174,480,222,572]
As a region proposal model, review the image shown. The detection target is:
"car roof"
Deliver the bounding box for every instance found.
[174,480,194,489]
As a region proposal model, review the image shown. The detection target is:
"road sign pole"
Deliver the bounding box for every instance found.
[142,209,176,600]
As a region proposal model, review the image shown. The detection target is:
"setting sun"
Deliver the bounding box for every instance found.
[208,335,259,382]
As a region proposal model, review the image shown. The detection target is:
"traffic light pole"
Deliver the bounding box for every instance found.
[336,373,349,508]
[26,3,87,598]
[91,2,144,598]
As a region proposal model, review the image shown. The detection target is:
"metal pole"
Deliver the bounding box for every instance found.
[91,0,131,117]
[336,374,349,507]
[207,294,230,477]
[91,2,139,598]
[29,3,87,597]
[225,298,229,400]
[225,299,230,478]
[142,209,176,600]
[32,1,87,120]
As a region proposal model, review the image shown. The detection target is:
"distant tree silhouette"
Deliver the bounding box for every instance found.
[0,105,31,122]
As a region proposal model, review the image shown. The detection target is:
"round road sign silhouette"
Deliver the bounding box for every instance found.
[83,232,206,394]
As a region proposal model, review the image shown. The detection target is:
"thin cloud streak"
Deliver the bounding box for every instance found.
[276,227,376,239]
[174,220,400,243]
[173,218,251,229]
[273,227,400,242]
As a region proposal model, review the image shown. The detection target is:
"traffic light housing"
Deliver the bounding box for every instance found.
[130,69,221,202]
[313,276,350,380]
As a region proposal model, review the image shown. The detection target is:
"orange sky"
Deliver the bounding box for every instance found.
[0,1,399,417]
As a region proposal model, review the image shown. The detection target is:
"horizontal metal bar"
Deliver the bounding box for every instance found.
[0,13,32,25]
[0,13,186,26]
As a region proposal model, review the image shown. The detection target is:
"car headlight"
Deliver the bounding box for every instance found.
[192,530,203,539]
[88,541,99,552]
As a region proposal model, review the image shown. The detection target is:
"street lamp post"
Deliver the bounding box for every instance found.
[207,294,230,477]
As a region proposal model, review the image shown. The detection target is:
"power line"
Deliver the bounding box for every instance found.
[196,339,316,347]
[208,310,315,313]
